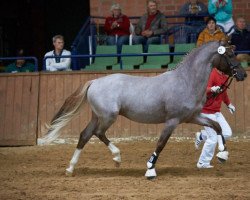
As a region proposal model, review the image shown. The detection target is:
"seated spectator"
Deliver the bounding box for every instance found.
[208,0,234,35]
[104,3,130,55]
[44,35,71,71]
[231,17,250,63]
[5,49,35,73]
[196,16,226,47]
[179,0,208,26]
[133,0,167,52]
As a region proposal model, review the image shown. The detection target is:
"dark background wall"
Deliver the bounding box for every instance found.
[0,0,90,69]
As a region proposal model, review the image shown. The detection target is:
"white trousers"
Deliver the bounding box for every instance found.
[198,112,232,165]
[217,18,235,35]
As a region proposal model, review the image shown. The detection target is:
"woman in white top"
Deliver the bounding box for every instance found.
[44,35,71,71]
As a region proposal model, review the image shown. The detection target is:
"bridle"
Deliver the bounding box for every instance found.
[206,45,238,102]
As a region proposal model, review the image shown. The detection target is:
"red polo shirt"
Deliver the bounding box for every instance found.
[104,14,130,36]
[202,68,230,114]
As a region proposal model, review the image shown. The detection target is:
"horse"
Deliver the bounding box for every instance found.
[38,40,247,179]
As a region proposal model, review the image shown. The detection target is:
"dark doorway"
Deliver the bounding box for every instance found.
[0,0,90,69]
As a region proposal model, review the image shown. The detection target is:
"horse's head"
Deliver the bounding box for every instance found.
[212,39,247,81]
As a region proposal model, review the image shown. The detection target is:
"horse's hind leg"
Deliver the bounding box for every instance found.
[189,114,226,151]
[145,118,179,179]
[96,133,121,167]
[94,114,121,167]
[65,113,98,176]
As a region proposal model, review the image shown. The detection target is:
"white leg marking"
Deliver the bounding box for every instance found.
[145,168,157,179]
[66,149,82,175]
[217,135,225,151]
[108,142,121,163]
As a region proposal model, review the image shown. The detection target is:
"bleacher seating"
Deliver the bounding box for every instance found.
[168,43,196,69]
[84,45,117,71]
[241,62,249,68]
[112,44,143,70]
[140,44,170,69]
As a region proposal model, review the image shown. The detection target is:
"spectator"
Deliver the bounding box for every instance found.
[104,3,130,55]
[44,35,71,71]
[179,0,208,26]
[195,68,235,168]
[133,0,167,52]
[231,17,250,63]
[208,0,234,35]
[5,49,35,73]
[196,16,226,47]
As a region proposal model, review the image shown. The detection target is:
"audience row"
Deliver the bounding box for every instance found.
[2,0,250,73]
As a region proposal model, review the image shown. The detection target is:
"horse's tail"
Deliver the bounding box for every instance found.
[37,81,92,145]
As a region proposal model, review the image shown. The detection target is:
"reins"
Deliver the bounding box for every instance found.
[205,50,236,106]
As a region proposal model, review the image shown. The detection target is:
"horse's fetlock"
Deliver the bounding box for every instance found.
[147,152,158,169]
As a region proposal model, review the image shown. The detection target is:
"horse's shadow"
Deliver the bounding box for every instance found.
[73,166,216,178]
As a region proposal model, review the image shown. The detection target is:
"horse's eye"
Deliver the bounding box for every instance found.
[231,45,236,51]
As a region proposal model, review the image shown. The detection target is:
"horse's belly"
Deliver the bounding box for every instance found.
[120,110,166,124]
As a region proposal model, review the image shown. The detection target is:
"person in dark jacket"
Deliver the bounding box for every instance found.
[231,17,250,63]
[179,0,208,26]
[133,0,167,52]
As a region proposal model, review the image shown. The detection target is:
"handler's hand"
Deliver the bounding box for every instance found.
[228,103,235,114]
[211,86,221,93]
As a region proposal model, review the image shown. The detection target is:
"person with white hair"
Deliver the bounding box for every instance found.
[104,3,130,55]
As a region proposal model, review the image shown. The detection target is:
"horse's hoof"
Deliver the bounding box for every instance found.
[146,176,157,180]
[145,168,157,180]
[113,157,121,168]
[113,160,121,168]
[65,169,74,177]
[216,151,229,163]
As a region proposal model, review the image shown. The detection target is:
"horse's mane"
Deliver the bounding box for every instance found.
[167,41,219,71]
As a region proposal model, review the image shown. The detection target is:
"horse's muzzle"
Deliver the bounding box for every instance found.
[235,71,247,81]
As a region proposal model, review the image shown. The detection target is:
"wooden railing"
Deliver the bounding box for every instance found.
[0,69,249,146]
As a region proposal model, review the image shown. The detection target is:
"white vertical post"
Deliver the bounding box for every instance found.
[88,36,92,64]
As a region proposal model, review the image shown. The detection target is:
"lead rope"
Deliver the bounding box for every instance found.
[205,76,234,107]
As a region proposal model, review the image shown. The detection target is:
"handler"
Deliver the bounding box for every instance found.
[195,68,235,168]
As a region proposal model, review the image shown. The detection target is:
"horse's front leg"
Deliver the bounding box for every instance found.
[189,114,226,152]
[145,118,179,179]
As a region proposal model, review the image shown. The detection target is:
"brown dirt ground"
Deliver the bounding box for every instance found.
[0,139,249,200]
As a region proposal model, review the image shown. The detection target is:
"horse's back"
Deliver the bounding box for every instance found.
[86,73,170,123]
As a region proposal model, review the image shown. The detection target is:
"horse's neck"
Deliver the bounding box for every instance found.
[178,46,216,96]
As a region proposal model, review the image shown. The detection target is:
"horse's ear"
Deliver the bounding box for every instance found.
[227,35,232,43]
[220,35,231,46]
[220,38,227,46]
[231,45,236,51]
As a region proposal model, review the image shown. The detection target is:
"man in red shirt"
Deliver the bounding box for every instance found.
[195,68,235,168]
[104,3,130,55]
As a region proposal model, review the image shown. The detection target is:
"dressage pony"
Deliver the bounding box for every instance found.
[38,40,247,179]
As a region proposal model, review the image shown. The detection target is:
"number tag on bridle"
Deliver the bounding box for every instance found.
[218,46,226,55]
